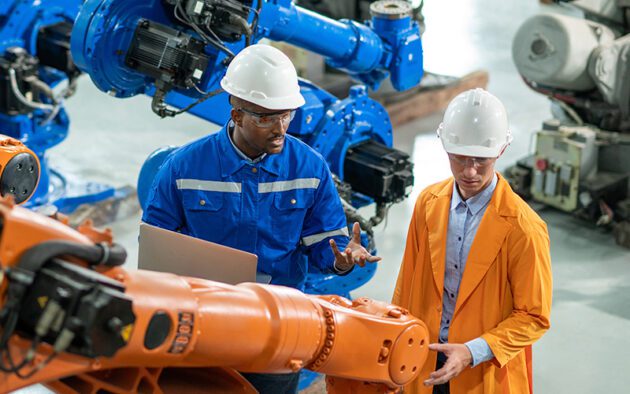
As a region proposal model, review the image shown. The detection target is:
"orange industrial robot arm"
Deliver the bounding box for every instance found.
[0,198,429,394]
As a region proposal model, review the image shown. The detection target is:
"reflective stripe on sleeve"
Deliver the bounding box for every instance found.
[259,178,320,193]
[302,227,349,246]
[176,179,242,193]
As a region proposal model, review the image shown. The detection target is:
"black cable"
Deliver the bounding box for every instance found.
[0,270,32,361]
[0,312,38,374]
[229,14,253,46]
[154,87,224,118]
[175,87,223,114]
[251,2,261,33]
[200,18,235,57]
[244,0,262,46]
[0,306,19,348]
[3,338,40,376]
[18,241,126,272]
[0,313,19,372]
[13,351,58,379]
[174,0,235,58]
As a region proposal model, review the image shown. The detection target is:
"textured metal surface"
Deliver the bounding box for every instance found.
[369,0,413,19]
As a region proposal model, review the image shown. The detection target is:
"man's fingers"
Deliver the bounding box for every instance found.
[329,239,339,253]
[428,343,447,352]
[352,222,362,242]
[425,359,460,386]
[424,373,452,386]
[429,367,448,380]
[366,255,382,263]
[423,365,450,386]
[424,345,471,387]
[329,239,344,258]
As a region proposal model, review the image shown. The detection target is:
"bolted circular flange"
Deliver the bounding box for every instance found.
[370,0,413,19]
[1,152,39,204]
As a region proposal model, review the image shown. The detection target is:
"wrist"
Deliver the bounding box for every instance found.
[463,344,473,366]
[334,260,353,272]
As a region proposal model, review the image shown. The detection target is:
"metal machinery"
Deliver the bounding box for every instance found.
[0,1,131,213]
[0,5,429,388]
[69,0,422,218]
[0,135,40,205]
[69,0,423,300]
[507,0,630,248]
[0,194,430,393]
[0,0,423,297]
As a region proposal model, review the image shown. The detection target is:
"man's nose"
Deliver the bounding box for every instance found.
[273,119,288,134]
[463,165,478,178]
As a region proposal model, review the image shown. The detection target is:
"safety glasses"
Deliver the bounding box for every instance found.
[237,108,296,128]
[448,154,495,168]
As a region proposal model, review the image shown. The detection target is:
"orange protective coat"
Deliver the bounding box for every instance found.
[393,175,552,394]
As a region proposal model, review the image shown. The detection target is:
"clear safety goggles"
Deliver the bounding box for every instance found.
[238,108,296,128]
[448,154,494,168]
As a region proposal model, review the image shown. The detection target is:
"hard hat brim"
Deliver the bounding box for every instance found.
[441,140,505,158]
[221,79,305,110]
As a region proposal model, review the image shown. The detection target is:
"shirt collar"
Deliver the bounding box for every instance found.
[218,122,282,178]
[450,173,498,215]
[227,121,266,164]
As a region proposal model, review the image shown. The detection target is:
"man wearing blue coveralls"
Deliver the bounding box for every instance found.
[142,44,380,393]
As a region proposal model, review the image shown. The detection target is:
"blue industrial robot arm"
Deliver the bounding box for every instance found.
[70,0,421,200]
[0,1,422,216]
[0,0,122,211]
[71,0,422,92]
[70,0,423,298]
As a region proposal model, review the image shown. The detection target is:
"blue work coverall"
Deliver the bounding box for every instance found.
[143,124,350,290]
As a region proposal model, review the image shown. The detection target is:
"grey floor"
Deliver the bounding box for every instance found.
[15,0,630,393]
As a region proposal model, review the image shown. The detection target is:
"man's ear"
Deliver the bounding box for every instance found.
[231,108,243,127]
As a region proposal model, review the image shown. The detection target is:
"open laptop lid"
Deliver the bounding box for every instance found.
[138,223,258,285]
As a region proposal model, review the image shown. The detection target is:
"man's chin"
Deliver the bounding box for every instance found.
[266,142,284,154]
[457,180,483,197]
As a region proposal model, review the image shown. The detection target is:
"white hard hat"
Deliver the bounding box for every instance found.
[437,88,512,158]
[220,44,305,110]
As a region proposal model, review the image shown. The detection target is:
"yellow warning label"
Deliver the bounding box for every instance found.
[121,324,133,342]
[37,296,48,309]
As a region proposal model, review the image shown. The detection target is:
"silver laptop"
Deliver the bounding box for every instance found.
[138,223,258,285]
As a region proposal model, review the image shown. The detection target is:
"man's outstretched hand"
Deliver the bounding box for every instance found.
[329,222,381,272]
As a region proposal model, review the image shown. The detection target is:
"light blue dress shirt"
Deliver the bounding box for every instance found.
[440,174,497,367]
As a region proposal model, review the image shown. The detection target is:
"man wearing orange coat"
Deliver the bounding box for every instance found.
[393,88,552,394]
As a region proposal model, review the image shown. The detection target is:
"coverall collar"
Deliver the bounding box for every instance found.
[227,121,267,164]
[218,123,283,178]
